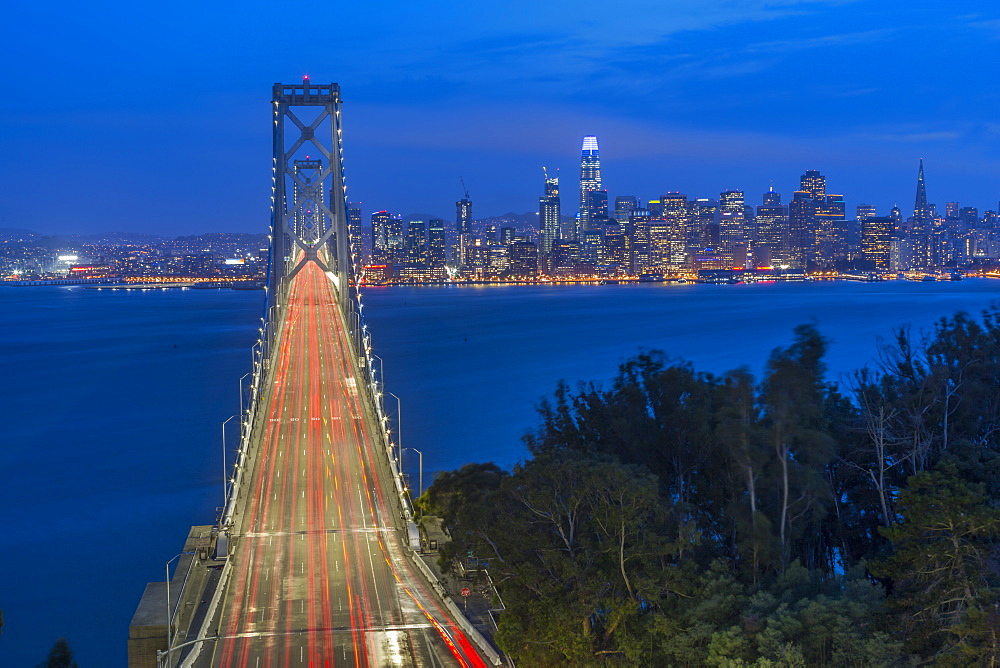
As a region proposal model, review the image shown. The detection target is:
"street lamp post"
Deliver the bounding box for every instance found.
[222,416,236,512]
[387,392,402,467]
[370,353,384,395]
[164,551,195,659]
[404,447,424,498]
[238,372,250,422]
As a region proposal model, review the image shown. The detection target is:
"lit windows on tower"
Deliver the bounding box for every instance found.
[539,168,562,263]
[578,135,601,238]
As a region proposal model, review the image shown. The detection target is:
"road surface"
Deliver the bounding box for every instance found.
[201,261,488,667]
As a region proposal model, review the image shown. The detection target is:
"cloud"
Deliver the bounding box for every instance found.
[852,130,964,143]
[744,28,899,54]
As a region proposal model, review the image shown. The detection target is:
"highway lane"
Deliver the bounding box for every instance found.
[200,260,488,667]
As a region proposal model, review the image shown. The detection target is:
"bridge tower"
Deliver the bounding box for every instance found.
[269,78,352,307]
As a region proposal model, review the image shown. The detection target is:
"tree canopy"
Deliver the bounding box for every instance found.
[424,306,1000,665]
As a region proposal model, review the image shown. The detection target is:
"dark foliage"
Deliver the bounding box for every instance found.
[427,307,1000,665]
[38,638,78,668]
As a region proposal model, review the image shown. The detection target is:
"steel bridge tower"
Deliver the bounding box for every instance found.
[269,78,352,307]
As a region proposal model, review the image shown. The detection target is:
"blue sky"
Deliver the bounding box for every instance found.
[1,0,998,234]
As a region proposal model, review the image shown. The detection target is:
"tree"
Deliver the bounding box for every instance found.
[872,461,1000,662]
[415,462,508,572]
[758,324,838,571]
[487,452,673,665]
[38,639,78,668]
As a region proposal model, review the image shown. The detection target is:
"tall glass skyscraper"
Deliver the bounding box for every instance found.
[578,135,601,238]
[456,197,472,267]
[539,168,561,258]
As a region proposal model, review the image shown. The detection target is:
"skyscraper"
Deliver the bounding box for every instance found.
[719,190,745,268]
[788,190,813,268]
[586,189,609,224]
[911,159,934,268]
[856,204,877,222]
[814,193,846,266]
[786,169,845,268]
[800,170,826,199]
[662,193,690,268]
[347,202,362,265]
[578,135,601,238]
[627,208,652,274]
[539,168,561,261]
[371,211,403,266]
[405,219,428,267]
[861,216,893,271]
[614,196,639,229]
[456,196,472,266]
[428,218,446,275]
[756,187,788,264]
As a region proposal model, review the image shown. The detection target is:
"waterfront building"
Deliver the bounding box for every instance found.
[814,193,846,266]
[694,199,719,251]
[371,211,404,265]
[960,207,979,231]
[756,187,788,265]
[783,170,847,269]
[456,197,473,267]
[719,190,745,268]
[911,159,935,268]
[788,191,813,268]
[861,216,893,271]
[603,230,628,270]
[405,220,428,270]
[481,225,497,245]
[649,215,670,270]
[857,204,877,222]
[586,189,610,226]
[548,241,579,277]
[614,196,639,229]
[662,193,691,268]
[579,229,604,268]
[801,170,825,199]
[539,168,561,262]
[508,241,539,277]
[891,237,913,272]
[428,218,447,275]
[464,241,489,279]
[578,136,601,239]
[627,209,652,274]
[347,202,363,264]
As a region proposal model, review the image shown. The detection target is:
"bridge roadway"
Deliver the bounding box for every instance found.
[199,261,488,667]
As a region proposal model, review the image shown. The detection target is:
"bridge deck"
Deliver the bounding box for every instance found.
[202,262,487,667]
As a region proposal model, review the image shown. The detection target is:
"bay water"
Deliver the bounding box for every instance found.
[2,279,999,665]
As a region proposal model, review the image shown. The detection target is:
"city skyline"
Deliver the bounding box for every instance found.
[2,1,999,235]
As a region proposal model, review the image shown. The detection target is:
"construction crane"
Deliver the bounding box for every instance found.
[460,176,470,200]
